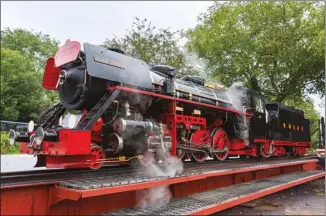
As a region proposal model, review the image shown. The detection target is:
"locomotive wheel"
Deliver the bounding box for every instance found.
[176,146,192,162]
[90,144,105,170]
[183,130,193,161]
[176,128,186,160]
[259,147,271,158]
[294,147,306,157]
[154,150,173,164]
[176,148,185,161]
[211,128,230,161]
[190,130,211,163]
[288,147,297,156]
[176,129,191,161]
[258,142,273,158]
[183,154,191,161]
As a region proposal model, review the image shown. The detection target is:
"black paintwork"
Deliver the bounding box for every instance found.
[84,43,153,90]
[55,42,313,147]
[149,69,233,108]
[265,102,311,142]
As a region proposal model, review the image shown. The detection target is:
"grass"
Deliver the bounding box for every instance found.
[1,146,20,155]
[0,131,20,155]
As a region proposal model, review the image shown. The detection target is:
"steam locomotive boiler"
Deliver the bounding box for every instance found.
[9,40,312,169]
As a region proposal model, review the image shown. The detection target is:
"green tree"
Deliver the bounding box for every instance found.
[186,1,325,102]
[0,48,52,122]
[102,17,198,78]
[1,28,60,122]
[1,28,60,71]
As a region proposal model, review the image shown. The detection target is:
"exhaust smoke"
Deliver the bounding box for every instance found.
[133,140,184,209]
[225,82,250,146]
[122,51,250,208]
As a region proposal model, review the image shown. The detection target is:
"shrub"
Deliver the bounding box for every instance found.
[0,131,20,154]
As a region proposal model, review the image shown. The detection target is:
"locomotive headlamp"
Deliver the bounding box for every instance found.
[35,127,45,145]
[9,129,16,145]
[28,120,35,132]
[55,70,70,88]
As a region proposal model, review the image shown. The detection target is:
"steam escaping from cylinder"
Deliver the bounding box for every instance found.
[131,119,184,209]
[120,72,184,209]
[225,82,250,146]
[135,154,183,209]
[225,82,248,112]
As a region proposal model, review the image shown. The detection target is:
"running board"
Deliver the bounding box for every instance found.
[98,170,324,216]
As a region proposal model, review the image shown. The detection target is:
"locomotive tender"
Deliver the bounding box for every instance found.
[9,40,312,169]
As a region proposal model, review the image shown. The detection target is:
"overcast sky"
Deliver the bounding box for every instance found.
[1,1,324,116]
[1,1,214,45]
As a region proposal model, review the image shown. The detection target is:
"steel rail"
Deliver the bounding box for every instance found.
[0,155,317,189]
[2,155,313,178]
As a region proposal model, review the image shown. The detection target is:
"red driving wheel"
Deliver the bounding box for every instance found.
[211,128,230,161]
[90,144,105,169]
[258,142,274,158]
[190,130,211,162]
[176,129,193,161]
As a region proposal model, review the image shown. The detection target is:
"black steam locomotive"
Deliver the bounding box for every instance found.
[11,40,312,169]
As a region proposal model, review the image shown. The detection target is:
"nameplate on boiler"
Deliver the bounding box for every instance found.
[93,55,126,69]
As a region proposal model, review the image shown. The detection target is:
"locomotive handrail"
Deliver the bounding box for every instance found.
[108,86,254,117]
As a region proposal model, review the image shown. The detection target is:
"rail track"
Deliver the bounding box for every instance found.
[1,155,323,216]
[0,155,318,189]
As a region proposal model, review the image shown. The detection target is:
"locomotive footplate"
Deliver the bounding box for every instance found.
[57,157,318,191]
[97,170,324,216]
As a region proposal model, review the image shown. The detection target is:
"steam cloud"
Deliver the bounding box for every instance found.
[225,82,250,146]
[121,71,182,209]
[134,152,184,209]
[183,50,251,146]
[126,50,250,209]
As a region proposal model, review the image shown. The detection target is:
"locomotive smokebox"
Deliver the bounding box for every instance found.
[57,66,87,110]
[46,41,155,110]
[57,63,107,110]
